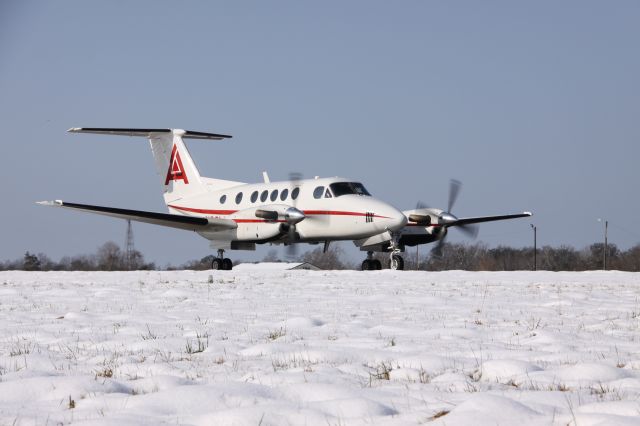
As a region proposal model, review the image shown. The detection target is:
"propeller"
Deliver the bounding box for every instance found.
[286,172,303,258]
[431,179,479,257]
[448,179,461,213]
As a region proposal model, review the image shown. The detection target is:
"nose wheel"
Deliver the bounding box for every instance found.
[389,254,404,270]
[388,233,405,270]
[211,249,233,270]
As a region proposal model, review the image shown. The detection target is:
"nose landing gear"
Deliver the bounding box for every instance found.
[389,254,404,270]
[211,249,233,270]
[388,235,404,270]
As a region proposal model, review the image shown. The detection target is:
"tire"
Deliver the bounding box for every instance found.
[372,259,382,270]
[222,258,233,270]
[390,255,404,270]
[211,258,223,270]
[361,260,372,271]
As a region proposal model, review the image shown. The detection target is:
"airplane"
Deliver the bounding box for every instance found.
[38,128,532,270]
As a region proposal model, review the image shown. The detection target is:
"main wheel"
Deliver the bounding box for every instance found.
[361,259,372,271]
[390,255,404,270]
[222,258,233,270]
[212,258,223,270]
[372,259,382,270]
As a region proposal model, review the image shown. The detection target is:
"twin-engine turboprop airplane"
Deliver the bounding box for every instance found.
[38,128,531,270]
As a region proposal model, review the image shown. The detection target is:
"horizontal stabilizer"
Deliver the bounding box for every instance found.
[36,200,237,232]
[67,128,232,140]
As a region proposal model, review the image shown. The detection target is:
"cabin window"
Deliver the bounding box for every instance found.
[235,192,243,204]
[291,187,300,200]
[280,188,289,201]
[270,189,278,202]
[220,195,227,204]
[329,182,371,197]
[260,190,268,202]
[250,191,258,203]
[313,186,325,199]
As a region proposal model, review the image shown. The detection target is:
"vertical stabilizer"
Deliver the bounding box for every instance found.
[148,130,206,203]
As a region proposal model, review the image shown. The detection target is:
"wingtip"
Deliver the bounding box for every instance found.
[36,200,63,206]
[524,211,533,216]
[67,127,81,133]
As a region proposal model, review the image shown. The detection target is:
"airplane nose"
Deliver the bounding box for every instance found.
[389,208,408,231]
[379,203,407,231]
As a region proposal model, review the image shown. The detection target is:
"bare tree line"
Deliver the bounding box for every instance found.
[2,241,640,271]
[2,242,155,271]
[281,242,640,271]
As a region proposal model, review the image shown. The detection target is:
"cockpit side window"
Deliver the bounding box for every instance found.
[324,188,332,198]
[313,186,325,199]
[329,182,371,197]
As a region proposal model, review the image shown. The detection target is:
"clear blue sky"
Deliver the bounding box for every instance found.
[1,1,639,266]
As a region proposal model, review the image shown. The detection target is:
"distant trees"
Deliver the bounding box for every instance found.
[175,255,216,270]
[418,242,640,272]
[22,252,41,271]
[301,245,350,270]
[0,242,154,271]
[2,241,639,271]
[262,250,280,263]
[97,242,123,271]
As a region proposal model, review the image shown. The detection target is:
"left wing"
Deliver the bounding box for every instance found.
[37,200,237,232]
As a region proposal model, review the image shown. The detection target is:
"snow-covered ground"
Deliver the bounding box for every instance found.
[1,270,640,425]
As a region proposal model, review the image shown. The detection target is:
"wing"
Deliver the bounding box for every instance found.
[37,200,237,232]
[453,212,532,227]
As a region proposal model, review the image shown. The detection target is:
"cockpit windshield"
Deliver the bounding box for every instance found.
[329,182,371,197]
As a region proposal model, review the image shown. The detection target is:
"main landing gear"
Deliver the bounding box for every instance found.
[361,251,382,270]
[211,249,233,270]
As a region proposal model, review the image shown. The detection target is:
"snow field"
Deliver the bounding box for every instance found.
[0,270,639,425]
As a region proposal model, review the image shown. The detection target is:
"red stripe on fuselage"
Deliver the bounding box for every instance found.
[233,219,287,223]
[168,205,390,219]
[303,210,390,219]
[168,205,238,215]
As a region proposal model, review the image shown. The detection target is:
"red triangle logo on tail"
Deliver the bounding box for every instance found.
[165,145,189,185]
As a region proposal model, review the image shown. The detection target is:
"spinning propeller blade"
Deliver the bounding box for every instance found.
[448,179,461,213]
[431,179,479,257]
[286,172,303,258]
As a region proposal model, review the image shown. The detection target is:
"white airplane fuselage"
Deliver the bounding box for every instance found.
[167,177,407,247]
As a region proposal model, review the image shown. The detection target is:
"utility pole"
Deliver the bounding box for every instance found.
[597,218,608,270]
[604,220,608,271]
[124,219,134,270]
[530,224,537,271]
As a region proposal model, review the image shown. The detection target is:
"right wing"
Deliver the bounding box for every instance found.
[453,212,532,226]
[36,200,237,232]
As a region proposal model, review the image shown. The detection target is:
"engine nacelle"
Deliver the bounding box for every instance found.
[235,221,282,241]
[233,204,302,242]
[404,207,442,227]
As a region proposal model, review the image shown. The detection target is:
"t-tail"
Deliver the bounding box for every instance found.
[67,128,233,204]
